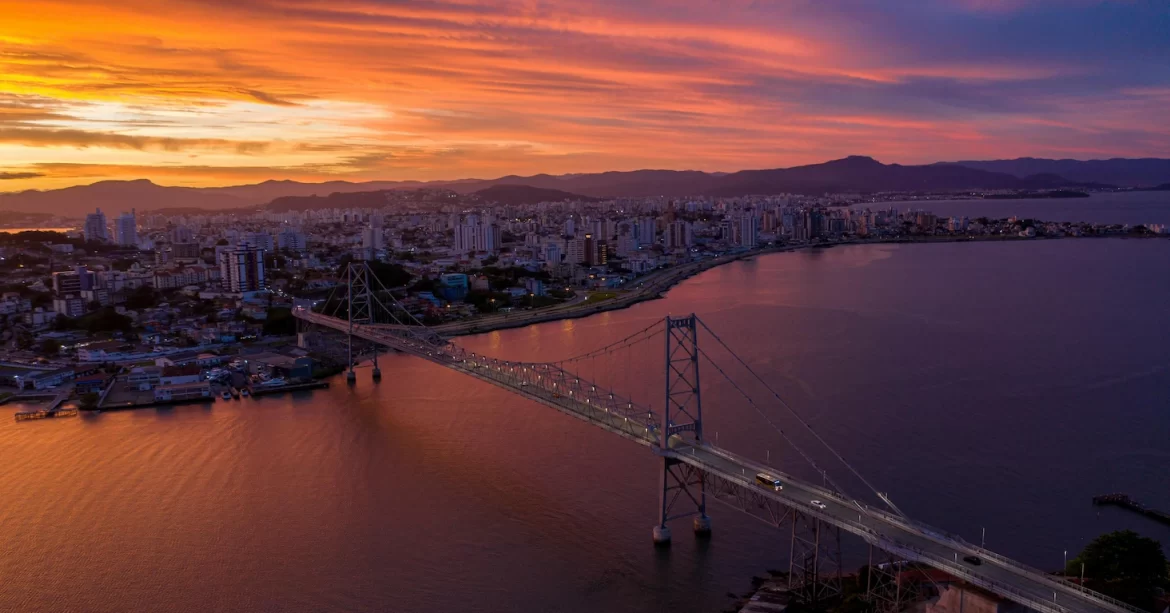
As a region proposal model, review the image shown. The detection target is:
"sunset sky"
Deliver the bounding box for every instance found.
[1,0,1168,190]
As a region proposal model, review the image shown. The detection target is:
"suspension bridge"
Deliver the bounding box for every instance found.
[293,262,1140,613]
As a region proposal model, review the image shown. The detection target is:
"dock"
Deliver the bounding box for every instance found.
[15,407,79,422]
[249,381,330,397]
[1092,493,1170,526]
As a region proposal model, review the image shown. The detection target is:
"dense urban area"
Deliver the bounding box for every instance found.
[1,187,1167,412]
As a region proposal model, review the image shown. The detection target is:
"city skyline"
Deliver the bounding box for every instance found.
[1,0,1168,192]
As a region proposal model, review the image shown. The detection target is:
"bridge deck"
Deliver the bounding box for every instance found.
[296,309,1136,613]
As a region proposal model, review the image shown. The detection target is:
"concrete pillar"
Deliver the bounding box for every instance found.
[372,367,382,381]
[693,515,712,537]
[346,370,356,384]
[652,525,672,546]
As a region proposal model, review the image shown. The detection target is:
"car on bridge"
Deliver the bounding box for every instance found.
[755,472,783,490]
[809,500,827,510]
[963,555,982,566]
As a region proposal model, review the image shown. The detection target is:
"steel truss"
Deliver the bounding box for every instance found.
[865,545,912,613]
[700,468,842,605]
[790,512,843,604]
[346,262,374,379]
[656,315,709,540]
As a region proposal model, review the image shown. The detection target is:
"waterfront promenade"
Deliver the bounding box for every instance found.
[423,233,1168,338]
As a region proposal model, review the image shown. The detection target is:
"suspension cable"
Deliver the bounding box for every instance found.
[556,319,664,364]
[698,319,905,517]
[697,347,853,499]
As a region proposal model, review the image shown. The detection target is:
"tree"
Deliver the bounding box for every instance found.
[262,307,297,336]
[13,327,34,350]
[79,392,100,411]
[124,285,158,309]
[1067,530,1169,609]
[77,307,133,334]
[39,338,61,356]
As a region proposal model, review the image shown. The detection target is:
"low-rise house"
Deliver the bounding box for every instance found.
[74,373,109,394]
[21,367,75,390]
[153,381,211,402]
[126,366,162,390]
[159,365,203,386]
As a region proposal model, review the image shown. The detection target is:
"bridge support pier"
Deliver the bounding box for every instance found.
[654,456,709,546]
[346,370,356,384]
[652,524,672,546]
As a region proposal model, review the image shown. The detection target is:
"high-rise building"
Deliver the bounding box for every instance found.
[277,228,307,251]
[565,238,585,264]
[243,232,274,252]
[219,246,266,293]
[476,224,500,254]
[453,220,500,255]
[583,233,595,266]
[171,225,194,243]
[52,266,96,295]
[84,208,109,242]
[172,242,201,260]
[666,220,693,249]
[544,242,562,265]
[636,218,657,246]
[454,224,476,255]
[114,209,137,246]
[738,215,758,248]
[361,225,384,260]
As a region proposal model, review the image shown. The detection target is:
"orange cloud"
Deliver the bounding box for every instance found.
[0,0,1165,193]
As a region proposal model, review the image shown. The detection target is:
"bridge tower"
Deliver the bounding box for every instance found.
[653,314,711,545]
[345,262,375,383]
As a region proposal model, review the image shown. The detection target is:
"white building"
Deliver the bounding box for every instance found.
[565,238,585,264]
[52,296,86,318]
[361,225,384,260]
[115,209,137,246]
[636,218,657,246]
[84,208,109,242]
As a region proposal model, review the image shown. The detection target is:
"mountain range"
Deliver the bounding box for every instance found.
[3,156,1167,217]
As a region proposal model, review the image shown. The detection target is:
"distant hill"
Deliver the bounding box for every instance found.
[701,156,1090,196]
[0,155,1147,216]
[431,157,1094,198]
[0,179,251,218]
[946,158,1170,187]
[266,190,404,213]
[472,184,595,205]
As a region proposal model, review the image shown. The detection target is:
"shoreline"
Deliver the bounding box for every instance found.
[439,233,1167,338]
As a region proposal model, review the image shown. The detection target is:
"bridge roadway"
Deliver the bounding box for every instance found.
[296,309,1136,613]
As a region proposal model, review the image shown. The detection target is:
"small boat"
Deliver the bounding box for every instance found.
[220,391,232,400]
[240,388,250,398]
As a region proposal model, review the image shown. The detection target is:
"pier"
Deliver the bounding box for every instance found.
[15,407,79,422]
[249,381,330,397]
[1092,493,1170,526]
